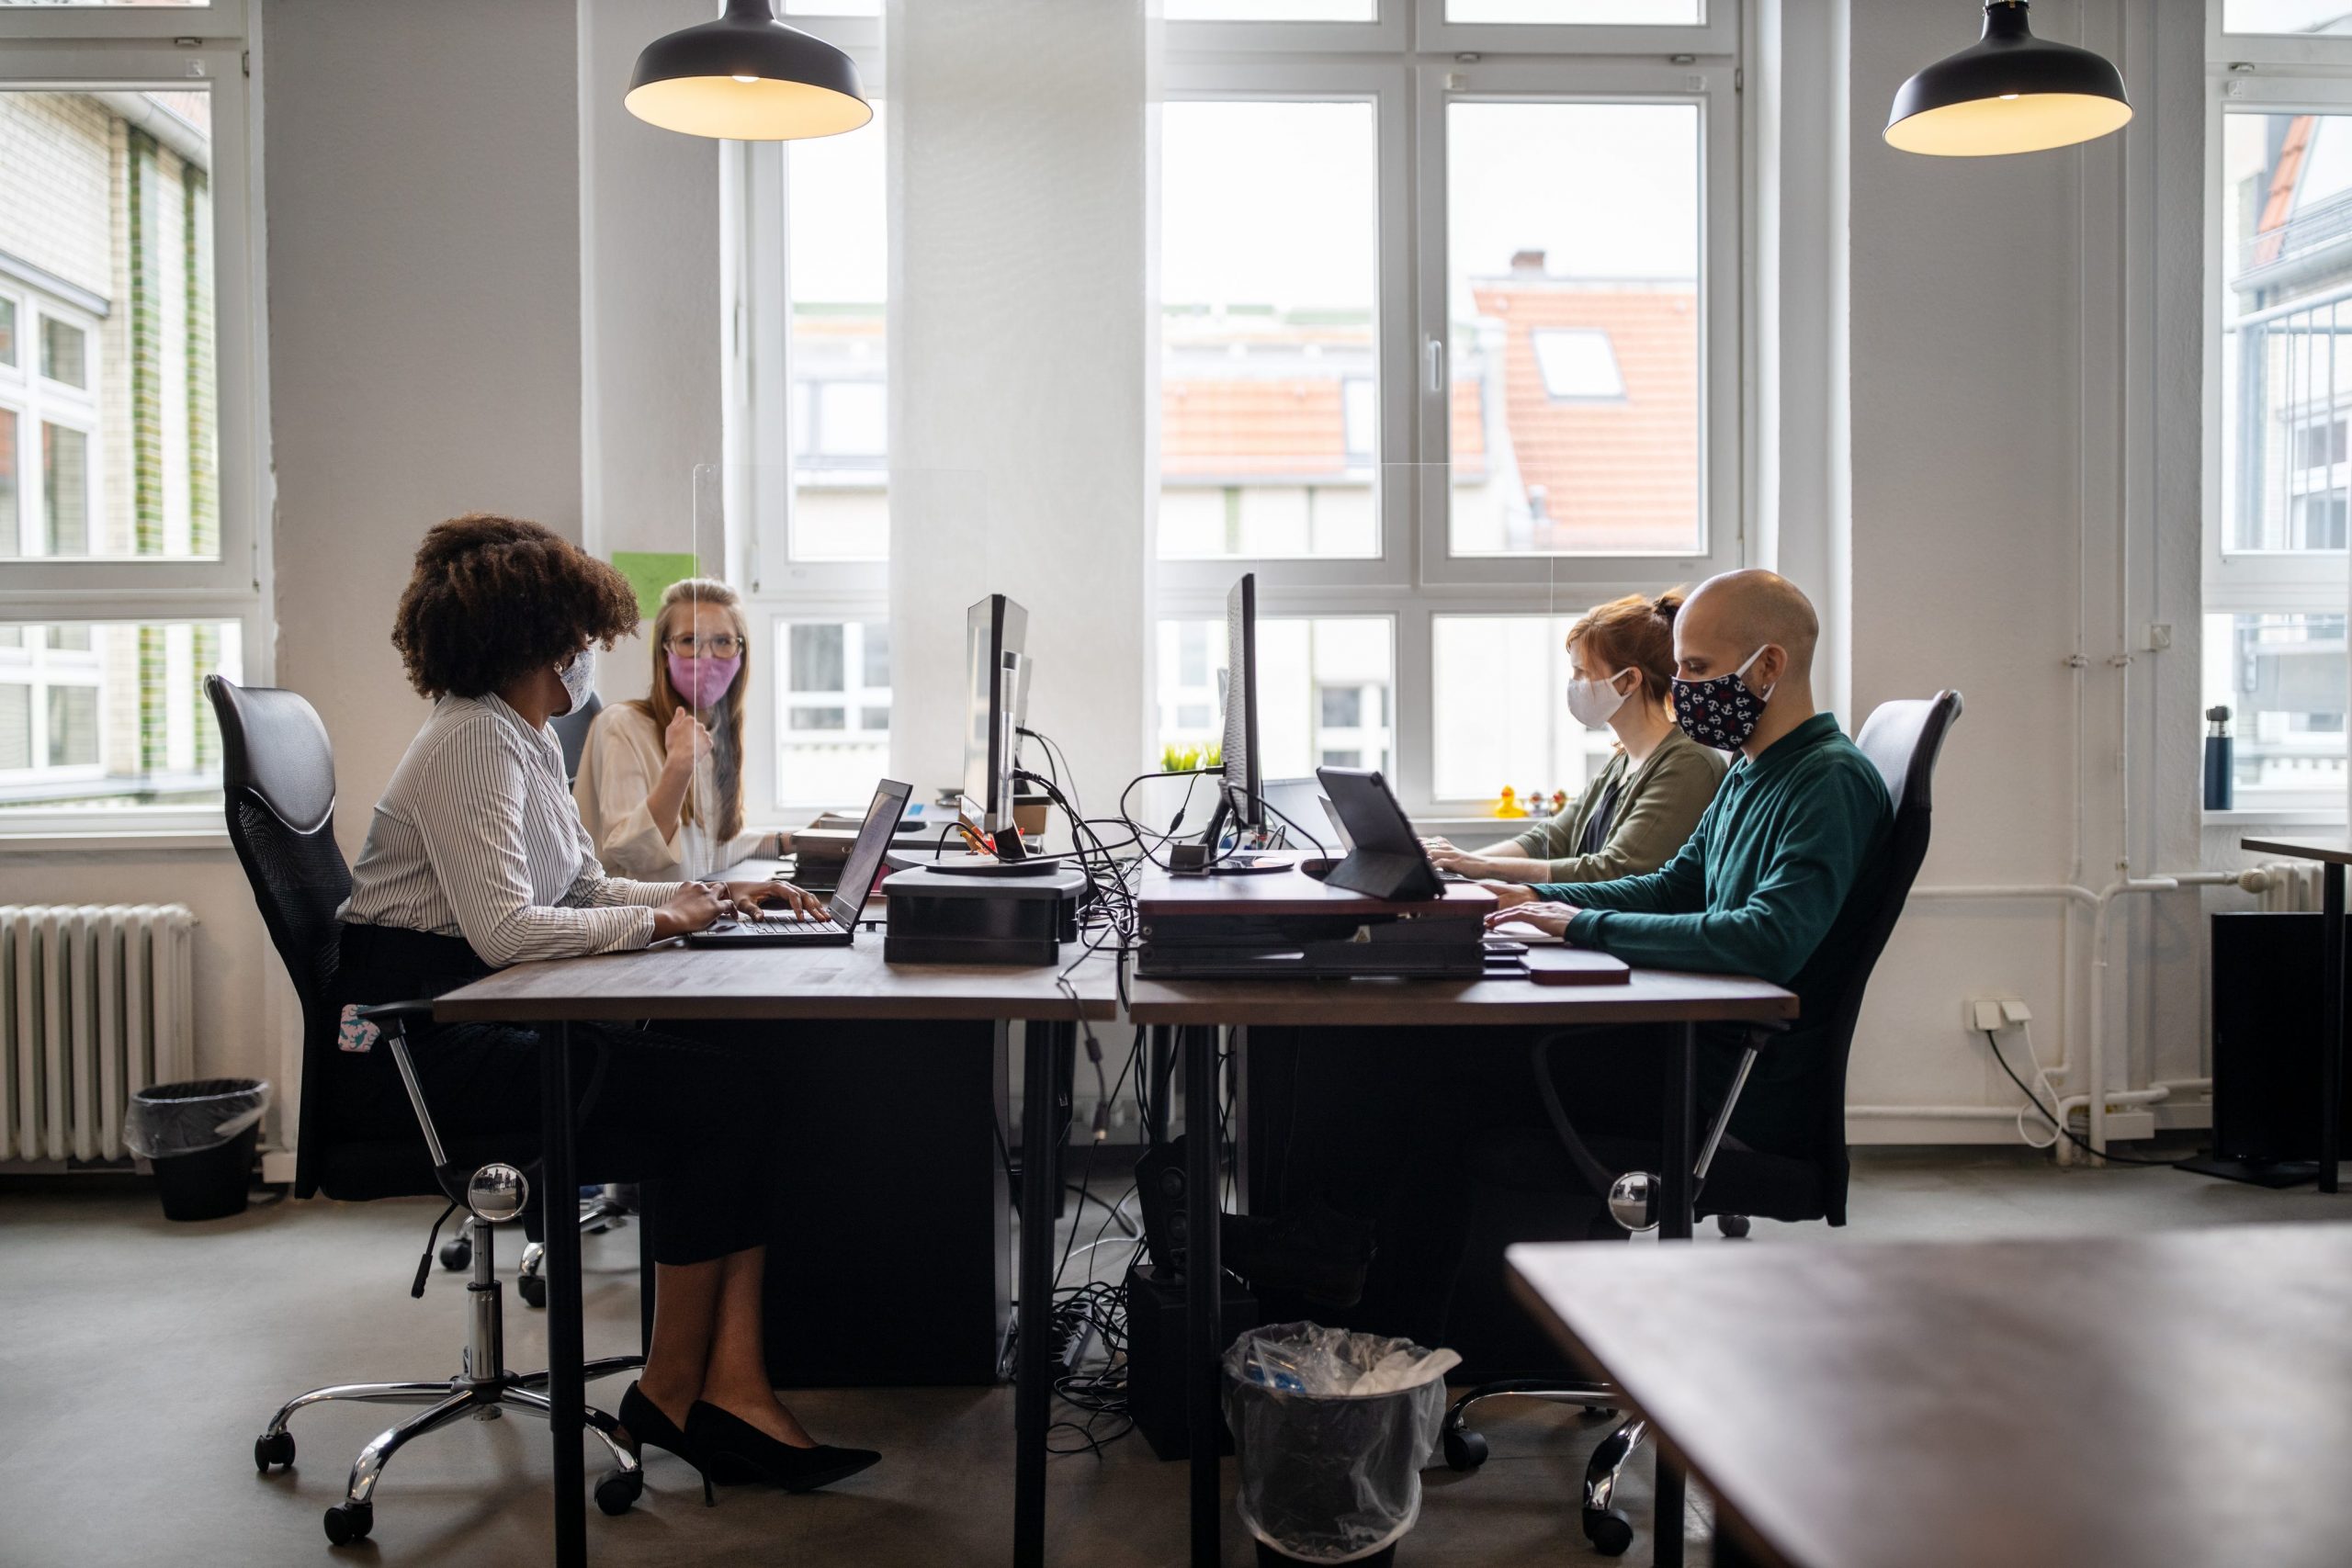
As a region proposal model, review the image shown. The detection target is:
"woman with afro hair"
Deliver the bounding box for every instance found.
[336,513,880,1498]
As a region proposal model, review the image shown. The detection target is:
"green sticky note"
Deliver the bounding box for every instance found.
[612,551,697,621]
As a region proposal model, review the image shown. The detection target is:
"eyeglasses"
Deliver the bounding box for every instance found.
[664,634,743,659]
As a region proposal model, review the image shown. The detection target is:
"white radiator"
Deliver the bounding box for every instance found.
[2249,862,2325,913]
[0,905,195,1163]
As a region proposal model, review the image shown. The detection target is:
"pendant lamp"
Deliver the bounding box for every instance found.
[1885,0,2131,158]
[627,0,872,142]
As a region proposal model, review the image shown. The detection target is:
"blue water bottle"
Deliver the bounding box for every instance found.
[2203,705,2233,811]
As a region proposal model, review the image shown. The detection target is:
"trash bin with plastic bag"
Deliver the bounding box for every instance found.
[125,1077,270,1221]
[1223,1322,1461,1566]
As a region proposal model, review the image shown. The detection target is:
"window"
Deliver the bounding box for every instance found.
[775,618,891,808]
[2208,31,2352,809]
[1157,615,1394,778]
[1160,6,1736,817]
[2223,2,2352,35]
[1159,98,1382,562]
[0,621,243,816]
[1446,100,1702,557]
[786,99,888,564]
[0,6,260,832]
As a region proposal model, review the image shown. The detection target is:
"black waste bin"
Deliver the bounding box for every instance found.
[126,1077,270,1221]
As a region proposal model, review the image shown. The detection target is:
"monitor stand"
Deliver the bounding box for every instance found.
[922,852,1061,878]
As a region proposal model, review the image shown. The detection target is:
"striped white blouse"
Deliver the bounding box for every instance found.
[339,694,684,967]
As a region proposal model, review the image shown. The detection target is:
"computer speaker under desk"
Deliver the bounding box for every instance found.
[2189,913,2352,1188]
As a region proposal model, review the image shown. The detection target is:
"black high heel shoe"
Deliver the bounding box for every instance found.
[618,1383,716,1506]
[684,1401,881,1494]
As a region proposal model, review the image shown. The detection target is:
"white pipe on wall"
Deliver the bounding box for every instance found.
[1901,872,2244,1160]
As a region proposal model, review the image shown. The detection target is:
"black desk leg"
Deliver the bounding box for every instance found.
[1185,1025,1223,1566]
[541,1021,586,1568]
[1014,1020,1060,1568]
[1147,1025,1172,1145]
[1653,1021,1696,1568]
[2328,865,2346,1196]
[639,1209,655,1359]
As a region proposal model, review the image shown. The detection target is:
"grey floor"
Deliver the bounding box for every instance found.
[5,1145,2347,1568]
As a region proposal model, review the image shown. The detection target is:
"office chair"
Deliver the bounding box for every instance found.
[435,685,632,1309]
[1440,691,1962,1558]
[205,677,645,1546]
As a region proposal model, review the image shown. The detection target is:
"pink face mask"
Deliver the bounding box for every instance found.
[665,650,741,710]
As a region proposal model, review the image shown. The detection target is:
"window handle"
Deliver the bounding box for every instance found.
[1425,336,1445,394]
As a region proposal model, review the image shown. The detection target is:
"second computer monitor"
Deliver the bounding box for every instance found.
[961,593,1029,835]
[1220,572,1262,836]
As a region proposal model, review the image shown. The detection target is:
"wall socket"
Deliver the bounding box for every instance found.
[1964,996,2033,1033]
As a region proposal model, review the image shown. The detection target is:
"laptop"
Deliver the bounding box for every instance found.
[685,778,912,948]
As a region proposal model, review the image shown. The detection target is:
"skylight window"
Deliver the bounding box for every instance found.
[1532,328,1625,400]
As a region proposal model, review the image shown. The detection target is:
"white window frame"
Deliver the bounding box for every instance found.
[0,7,269,838]
[1159,6,1743,818]
[726,23,889,818]
[2205,3,2352,814]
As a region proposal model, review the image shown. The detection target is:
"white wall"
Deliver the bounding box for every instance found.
[886,0,1153,812]
[1834,0,2221,1143]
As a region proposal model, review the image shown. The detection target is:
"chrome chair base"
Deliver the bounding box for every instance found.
[254,1216,648,1546]
[1438,1380,1648,1558]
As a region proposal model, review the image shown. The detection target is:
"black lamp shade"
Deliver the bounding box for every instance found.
[1885,1,2131,157]
[626,0,871,142]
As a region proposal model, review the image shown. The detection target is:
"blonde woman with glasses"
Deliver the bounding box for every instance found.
[575,579,786,880]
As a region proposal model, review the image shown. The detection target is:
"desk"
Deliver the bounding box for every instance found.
[1127,964,1796,1568]
[1508,1224,2352,1568]
[435,940,1119,1568]
[2238,835,2351,1192]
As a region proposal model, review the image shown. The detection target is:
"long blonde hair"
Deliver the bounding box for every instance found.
[628,578,750,842]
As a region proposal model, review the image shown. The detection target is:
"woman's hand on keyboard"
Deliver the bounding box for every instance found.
[724,877,828,922]
[650,881,727,941]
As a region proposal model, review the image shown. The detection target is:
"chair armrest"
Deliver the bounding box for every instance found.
[354,998,437,1023]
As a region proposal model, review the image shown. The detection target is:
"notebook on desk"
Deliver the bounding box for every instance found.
[685,779,911,949]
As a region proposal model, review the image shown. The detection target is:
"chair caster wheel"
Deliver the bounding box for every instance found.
[517,1271,548,1309]
[594,1468,644,1517]
[1716,1213,1752,1239]
[254,1430,295,1472]
[438,1235,471,1270]
[1442,1428,1488,1472]
[1582,1505,1634,1557]
[322,1501,374,1545]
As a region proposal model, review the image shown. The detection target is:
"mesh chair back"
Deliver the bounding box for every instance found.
[204,675,351,1199]
[548,691,602,786]
[1801,690,1963,1220]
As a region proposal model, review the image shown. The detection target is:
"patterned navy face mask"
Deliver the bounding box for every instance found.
[1671,646,1774,751]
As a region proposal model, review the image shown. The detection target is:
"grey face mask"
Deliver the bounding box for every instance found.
[557,645,596,716]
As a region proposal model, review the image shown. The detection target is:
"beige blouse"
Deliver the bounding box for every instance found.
[572,704,773,881]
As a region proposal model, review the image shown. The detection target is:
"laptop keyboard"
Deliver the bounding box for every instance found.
[711,915,845,937]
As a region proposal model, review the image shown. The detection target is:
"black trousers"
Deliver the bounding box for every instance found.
[333,923,777,1269]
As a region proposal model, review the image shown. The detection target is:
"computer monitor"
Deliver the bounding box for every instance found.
[1206,572,1263,848]
[961,593,1029,836]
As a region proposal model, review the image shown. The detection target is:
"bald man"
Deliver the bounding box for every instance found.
[1483,568,1892,1153]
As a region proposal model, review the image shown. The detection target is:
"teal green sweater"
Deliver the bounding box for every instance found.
[1535,713,1891,1010]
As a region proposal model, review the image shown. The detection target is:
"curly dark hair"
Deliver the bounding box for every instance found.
[390,513,642,700]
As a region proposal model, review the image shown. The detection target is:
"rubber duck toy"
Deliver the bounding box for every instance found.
[1493,786,1528,819]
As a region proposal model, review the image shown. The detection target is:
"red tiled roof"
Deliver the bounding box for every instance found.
[1474,282,1697,547]
[2255,114,2314,267]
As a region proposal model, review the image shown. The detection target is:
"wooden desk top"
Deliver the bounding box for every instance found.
[1134,856,1498,919]
[2241,834,2352,866]
[1124,966,1795,1027]
[435,939,1119,1024]
[1509,1224,2352,1568]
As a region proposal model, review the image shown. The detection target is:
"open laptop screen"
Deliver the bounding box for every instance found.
[829,779,913,927]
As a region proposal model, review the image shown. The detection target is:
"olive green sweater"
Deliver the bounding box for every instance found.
[1510,727,1728,884]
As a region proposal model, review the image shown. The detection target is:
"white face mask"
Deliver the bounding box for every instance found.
[556,645,596,717]
[1566,668,1636,729]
